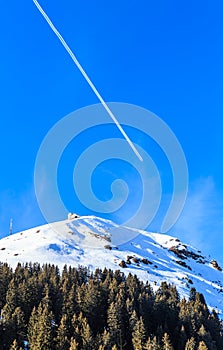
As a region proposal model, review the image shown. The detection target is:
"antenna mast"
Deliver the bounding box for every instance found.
[9,218,13,235]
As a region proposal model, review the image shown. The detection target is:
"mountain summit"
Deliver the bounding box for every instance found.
[0,215,222,316]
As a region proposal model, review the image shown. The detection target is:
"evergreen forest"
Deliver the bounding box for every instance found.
[0,262,222,350]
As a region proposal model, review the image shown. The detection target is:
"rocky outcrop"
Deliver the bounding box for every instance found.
[211,260,222,271]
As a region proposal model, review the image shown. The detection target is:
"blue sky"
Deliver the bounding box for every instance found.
[0,1,223,261]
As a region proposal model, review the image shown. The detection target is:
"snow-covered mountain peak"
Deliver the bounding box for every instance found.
[0,215,223,317]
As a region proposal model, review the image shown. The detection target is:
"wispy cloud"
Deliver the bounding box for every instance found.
[1,175,222,265]
[172,177,223,262]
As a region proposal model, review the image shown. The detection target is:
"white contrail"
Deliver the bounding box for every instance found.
[33,0,143,162]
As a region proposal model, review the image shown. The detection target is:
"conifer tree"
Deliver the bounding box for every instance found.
[71,314,82,344]
[0,263,12,310]
[179,299,193,339]
[126,297,134,317]
[9,339,20,350]
[80,315,93,350]
[198,324,216,350]
[28,299,55,350]
[145,336,160,350]
[107,300,123,346]
[184,337,196,350]
[11,307,26,347]
[18,276,40,322]
[35,304,55,350]
[56,314,70,350]
[111,345,118,350]
[177,325,187,350]
[69,337,78,350]
[71,313,82,346]
[162,332,174,350]
[198,340,209,350]
[81,279,104,333]
[129,309,138,333]
[101,329,111,349]
[189,288,196,302]
[132,316,146,350]
[27,306,38,347]
[3,278,18,320]
[145,338,153,350]
[1,306,26,349]
[208,310,222,347]
[62,284,77,326]
[138,288,154,333]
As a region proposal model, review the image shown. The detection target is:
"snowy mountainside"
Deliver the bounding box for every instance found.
[0,215,223,316]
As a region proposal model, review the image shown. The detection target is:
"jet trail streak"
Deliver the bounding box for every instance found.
[33,0,143,161]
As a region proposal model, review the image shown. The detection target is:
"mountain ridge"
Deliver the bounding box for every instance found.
[0,215,222,317]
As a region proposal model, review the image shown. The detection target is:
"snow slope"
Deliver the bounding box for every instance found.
[0,215,223,316]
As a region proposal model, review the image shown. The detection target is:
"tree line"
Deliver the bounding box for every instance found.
[0,262,222,350]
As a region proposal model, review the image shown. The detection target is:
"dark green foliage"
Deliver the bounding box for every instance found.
[184,337,196,350]
[177,325,187,350]
[0,262,222,350]
[69,337,78,349]
[132,316,146,350]
[28,296,55,350]
[9,339,22,350]
[162,332,174,350]
[56,314,70,350]
[145,336,161,349]
[0,263,12,310]
[197,340,209,350]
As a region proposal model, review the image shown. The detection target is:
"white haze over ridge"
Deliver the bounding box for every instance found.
[172,177,223,263]
[0,177,222,264]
